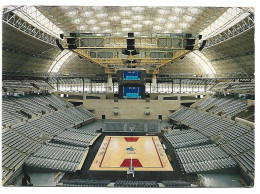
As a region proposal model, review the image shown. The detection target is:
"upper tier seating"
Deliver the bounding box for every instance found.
[210,82,254,93]
[2,94,70,123]
[228,82,255,92]
[192,95,248,118]
[2,79,52,91]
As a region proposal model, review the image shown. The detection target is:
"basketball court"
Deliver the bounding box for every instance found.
[90,136,173,171]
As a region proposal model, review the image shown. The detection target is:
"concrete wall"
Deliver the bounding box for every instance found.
[54,92,209,120]
[83,99,180,120]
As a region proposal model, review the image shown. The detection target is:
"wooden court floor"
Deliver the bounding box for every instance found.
[90,136,173,171]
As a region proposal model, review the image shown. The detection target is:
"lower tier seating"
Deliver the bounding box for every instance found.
[62,179,110,187]
[52,130,99,147]
[162,180,191,187]
[25,143,87,172]
[2,146,27,171]
[2,93,96,183]
[114,180,159,187]
[164,129,209,148]
[176,144,236,174]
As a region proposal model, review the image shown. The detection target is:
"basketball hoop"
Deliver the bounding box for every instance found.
[127,154,135,177]
[129,127,134,136]
[129,127,134,132]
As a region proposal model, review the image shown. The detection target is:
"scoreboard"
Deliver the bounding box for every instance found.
[117,69,146,99]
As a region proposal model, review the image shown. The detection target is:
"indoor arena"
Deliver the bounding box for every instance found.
[1,4,256,188]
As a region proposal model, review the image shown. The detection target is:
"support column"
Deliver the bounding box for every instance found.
[107,74,113,93]
[151,74,157,93]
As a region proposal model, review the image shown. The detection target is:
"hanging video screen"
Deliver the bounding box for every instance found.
[123,71,141,80]
[123,86,142,99]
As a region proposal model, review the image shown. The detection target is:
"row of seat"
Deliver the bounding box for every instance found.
[29,117,63,136]
[228,82,255,92]
[57,130,97,142]
[2,129,41,154]
[3,79,52,91]
[114,180,159,187]
[52,136,89,147]
[25,156,79,172]
[161,180,191,187]
[169,107,196,122]
[235,149,254,174]
[164,129,209,148]
[32,144,86,163]
[45,142,86,151]
[11,122,44,143]
[191,114,220,130]
[2,146,27,171]
[2,111,22,127]
[182,157,236,174]
[176,144,229,164]
[2,94,71,128]
[192,95,248,118]
[62,179,110,187]
[200,119,234,137]
[52,130,98,147]
[67,128,97,136]
[215,124,251,144]
[222,131,254,156]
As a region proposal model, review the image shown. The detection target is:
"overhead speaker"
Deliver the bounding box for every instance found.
[67,38,76,44]
[60,34,64,39]
[199,34,202,40]
[56,39,64,51]
[186,33,192,38]
[78,55,83,59]
[185,39,195,50]
[128,32,134,37]
[180,56,185,60]
[127,38,135,50]
[199,40,207,51]
[67,38,77,49]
